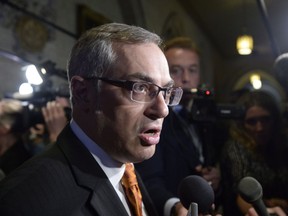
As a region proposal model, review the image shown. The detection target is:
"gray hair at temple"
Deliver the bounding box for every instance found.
[67,22,163,80]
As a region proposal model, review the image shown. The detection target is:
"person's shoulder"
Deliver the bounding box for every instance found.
[162,109,184,128]
[0,146,69,198]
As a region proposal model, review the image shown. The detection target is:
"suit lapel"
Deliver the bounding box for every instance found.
[136,170,159,216]
[56,126,129,216]
[90,182,128,216]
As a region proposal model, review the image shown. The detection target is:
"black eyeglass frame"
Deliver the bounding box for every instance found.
[84,76,183,106]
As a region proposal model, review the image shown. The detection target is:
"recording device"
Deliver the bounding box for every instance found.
[11,85,70,130]
[6,60,70,130]
[238,176,269,216]
[178,175,214,215]
[20,101,71,129]
[184,88,245,122]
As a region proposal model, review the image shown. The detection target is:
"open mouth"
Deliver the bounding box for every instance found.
[139,128,161,145]
[144,129,158,136]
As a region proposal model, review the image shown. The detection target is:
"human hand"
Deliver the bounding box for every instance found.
[172,202,188,216]
[245,206,287,216]
[199,203,222,216]
[195,165,221,191]
[172,201,221,216]
[265,198,288,213]
[199,214,222,216]
[41,100,68,143]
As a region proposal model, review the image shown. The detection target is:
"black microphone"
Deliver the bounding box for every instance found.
[238,176,269,216]
[178,175,215,215]
[274,52,288,93]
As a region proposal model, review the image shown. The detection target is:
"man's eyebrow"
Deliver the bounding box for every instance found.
[125,73,153,82]
[126,73,175,87]
[164,80,175,87]
[170,64,199,68]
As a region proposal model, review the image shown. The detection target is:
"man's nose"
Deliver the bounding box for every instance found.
[181,70,190,83]
[144,93,169,120]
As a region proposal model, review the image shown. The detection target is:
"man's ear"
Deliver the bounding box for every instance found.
[70,76,89,103]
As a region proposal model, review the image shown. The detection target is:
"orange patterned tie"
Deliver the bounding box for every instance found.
[121,163,143,216]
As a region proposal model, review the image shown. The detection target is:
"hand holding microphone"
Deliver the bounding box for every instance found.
[245,207,286,216]
[196,165,221,191]
[238,176,287,216]
[238,176,269,216]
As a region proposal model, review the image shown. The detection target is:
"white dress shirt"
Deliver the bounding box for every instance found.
[70,119,147,216]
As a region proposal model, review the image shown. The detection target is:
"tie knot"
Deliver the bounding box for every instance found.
[122,163,137,188]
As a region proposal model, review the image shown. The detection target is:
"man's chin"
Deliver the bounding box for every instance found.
[138,145,156,161]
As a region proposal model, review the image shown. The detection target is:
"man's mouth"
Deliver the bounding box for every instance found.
[145,129,158,136]
[139,128,161,145]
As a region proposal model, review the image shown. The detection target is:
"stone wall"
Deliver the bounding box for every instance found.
[0,0,216,98]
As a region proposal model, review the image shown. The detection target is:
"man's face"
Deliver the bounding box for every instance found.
[165,48,200,90]
[80,43,171,163]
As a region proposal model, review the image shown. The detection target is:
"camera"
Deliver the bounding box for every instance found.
[6,60,71,130]
[21,95,71,128]
[187,87,245,122]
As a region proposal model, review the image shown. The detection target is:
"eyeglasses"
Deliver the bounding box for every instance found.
[85,77,183,106]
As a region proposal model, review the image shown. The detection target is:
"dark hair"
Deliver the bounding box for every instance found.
[237,90,282,123]
[230,90,287,156]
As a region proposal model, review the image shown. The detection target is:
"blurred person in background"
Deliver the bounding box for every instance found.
[0,98,31,179]
[221,90,288,216]
[0,96,69,180]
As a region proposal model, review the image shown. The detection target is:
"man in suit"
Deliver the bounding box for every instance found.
[136,37,222,216]
[0,23,183,216]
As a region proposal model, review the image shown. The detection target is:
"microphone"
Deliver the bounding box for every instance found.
[238,176,269,216]
[178,175,215,215]
[274,52,288,93]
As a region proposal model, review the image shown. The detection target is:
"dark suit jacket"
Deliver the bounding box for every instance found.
[135,108,224,215]
[0,139,32,175]
[0,125,158,216]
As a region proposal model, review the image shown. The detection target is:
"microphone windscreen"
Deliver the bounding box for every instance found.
[274,53,288,76]
[238,176,270,216]
[238,176,263,203]
[178,175,214,213]
[274,53,288,92]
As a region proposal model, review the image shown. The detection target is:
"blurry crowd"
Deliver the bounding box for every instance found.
[0,96,70,179]
[1,34,288,216]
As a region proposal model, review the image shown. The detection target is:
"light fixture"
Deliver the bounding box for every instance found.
[237,0,253,55]
[237,34,253,55]
[250,74,262,89]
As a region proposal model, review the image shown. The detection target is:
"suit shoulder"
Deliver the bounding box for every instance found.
[0,145,71,198]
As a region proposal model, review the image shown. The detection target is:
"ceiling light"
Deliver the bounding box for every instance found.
[237,34,253,55]
[250,74,262,89]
